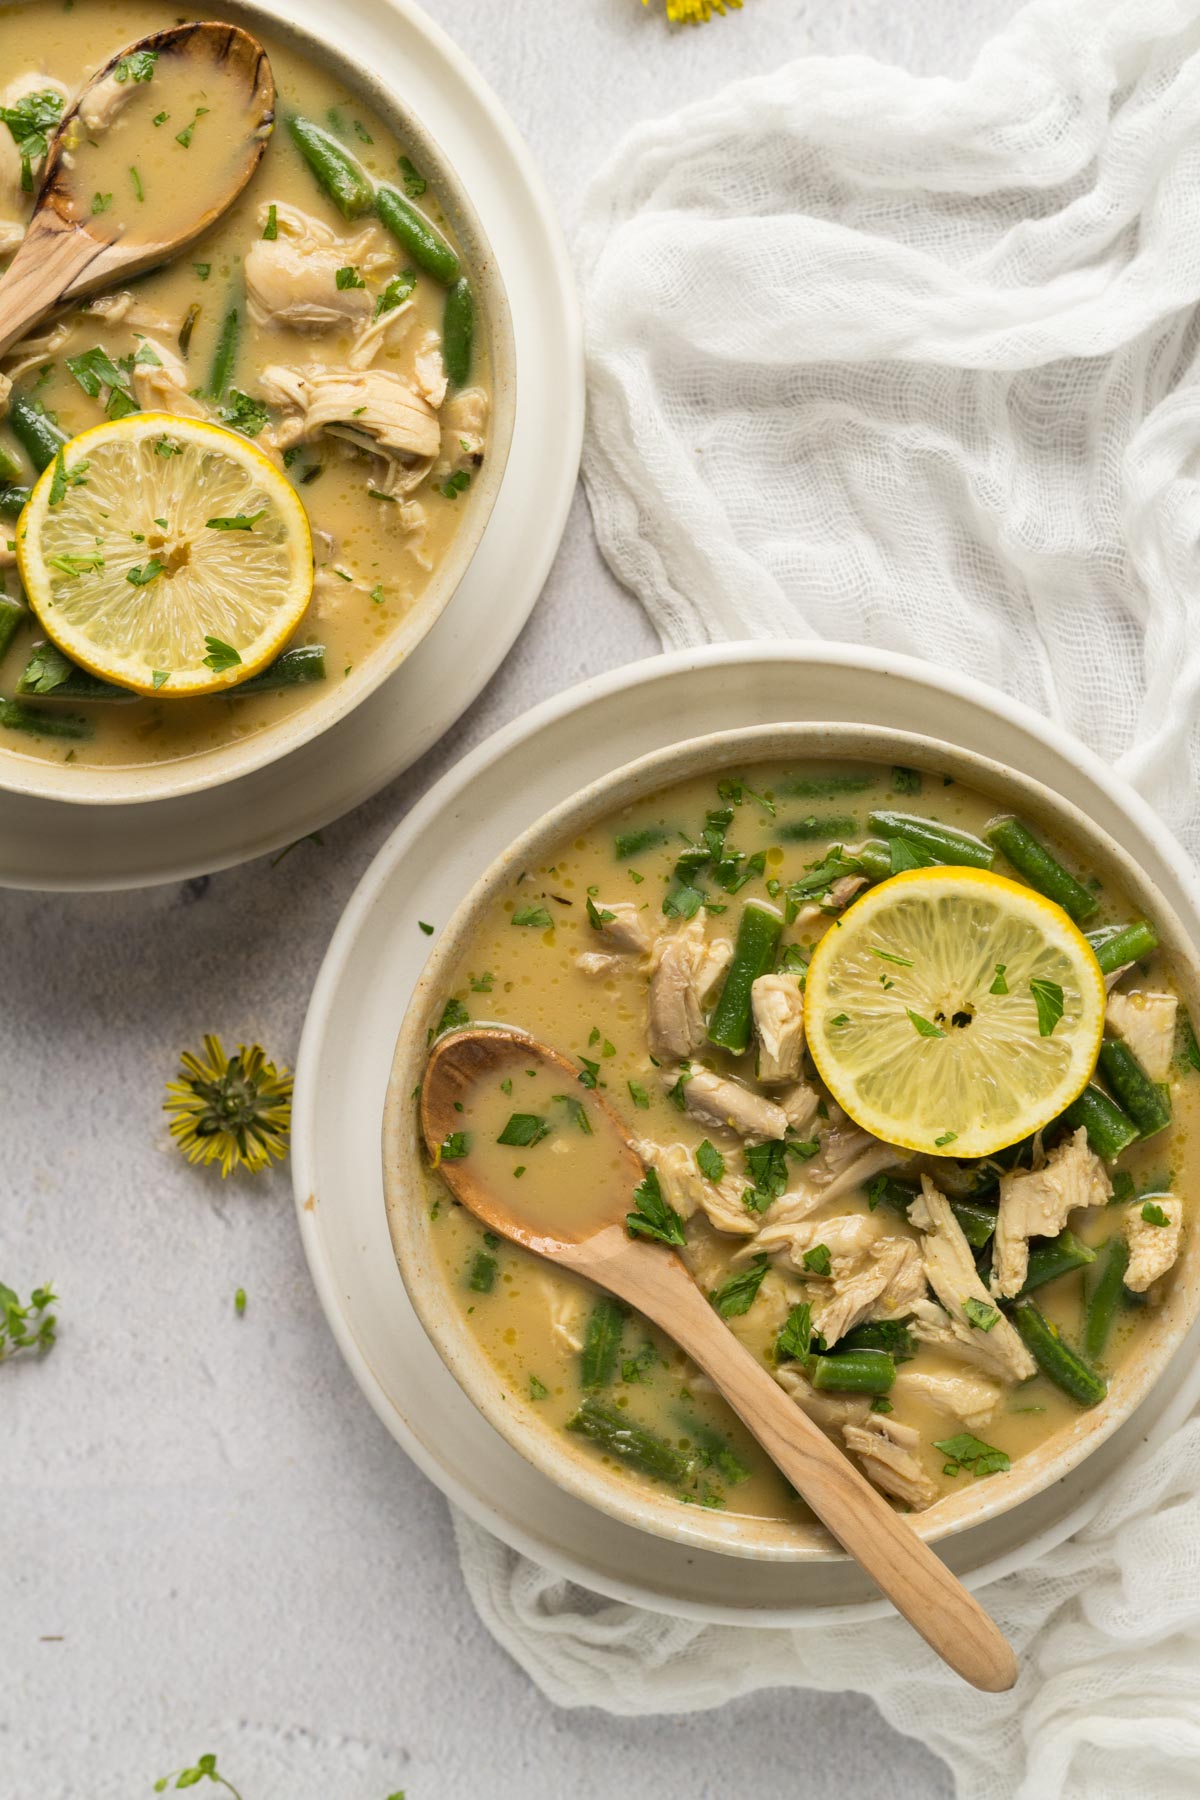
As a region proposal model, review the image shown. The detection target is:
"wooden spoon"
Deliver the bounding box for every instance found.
[422,1026,1019,1693]
[0,23,274,358]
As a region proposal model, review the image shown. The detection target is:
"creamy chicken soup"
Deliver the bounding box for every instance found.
[0,0,490,766]
[422,759,1195,1521]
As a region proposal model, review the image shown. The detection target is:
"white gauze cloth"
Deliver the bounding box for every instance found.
[455,0,1200,1791]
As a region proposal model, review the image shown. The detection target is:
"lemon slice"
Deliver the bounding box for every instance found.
[805,866,1106,1158]
[17,413,312,696]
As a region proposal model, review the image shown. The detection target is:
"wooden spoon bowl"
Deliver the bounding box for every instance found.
[0,22,274,357]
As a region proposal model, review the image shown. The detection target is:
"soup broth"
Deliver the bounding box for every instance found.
[421,757,1196,1524]
[0,0,491,766]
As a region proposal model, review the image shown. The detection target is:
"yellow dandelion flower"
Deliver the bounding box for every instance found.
[164,1035,293,1178]
[643,0,742,24]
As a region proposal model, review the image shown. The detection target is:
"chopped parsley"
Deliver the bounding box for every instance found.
[907,1009,945,1039]
[934,1433,1011,1478]
[496,1113,550,1148]
[1141,1200,1171,1227]
[710,1255,769,1319]
[695,1140,725,1182]
[1030,978,1064,1037]
[511,905,553,928]
[802,1243,832,1276]
[963,1297,1000,1332]
[205,512,266,531]
[626,1168,686,1247]
[202,637,242,673]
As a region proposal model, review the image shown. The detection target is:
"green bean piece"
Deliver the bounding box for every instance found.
[675,1412,751,1484]
[1084,1236,1131,1362]
[443,277,474,387]
[986,815,1098,924]
[7,389,67,472]
[0,593,24,663]
[853,840,893,882]
[1086,920,1159,976]
[867,809,993,869]
[375,183,460,284]
[707,900,784,1055]
[0,483,31,518]
[178,301,201,357]
[566,1396,695,1486]
[1019,1228,1096,1296]
[777,814,859,842]
[1010,1298,1107,1406]
[0,441,22,483]
[0,695,91,739]
[17,642,130,702]
[1096,1038,1172,1139]
[234,645,327,695]
[810,1349,896,1394]
[1060,1084,1140,1161]
[286,114,374,218]
[581,1296,626,1390]
[208,305,240,400]
[839,1319,917,1361]
[949,1200,999,1248]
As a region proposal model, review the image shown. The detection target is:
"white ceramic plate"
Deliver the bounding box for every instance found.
[0,0,582,889]
[293,644,1200,1624]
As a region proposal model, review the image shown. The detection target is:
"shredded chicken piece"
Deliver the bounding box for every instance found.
[0,74,69,214]
[759,1119,902,1227]
[814,1236,925,1345]
[85,291,177,332]
[442,385,488,463]
[1123,1196,1183,1292]
[908,1179,1036,1382]
[828,872,869,909]
[645,918,731,1060]
[774,1364,869,1434]
[1105,988,1178,1084]
[895,1369,1002,1432]
[411,328,448,410]
[776,1080,821,1136]
[130,338,208,417]
[576,902,652,977]
[539,1275,586,1355]
[77,70,136,132]
[635,1138,757,1236]
[0,318,72,384]
[843,1414,938,1510]
[750,972,806,1084]
[991,1128,1110,1298]
[261,364,440,472]
[778,1212,879,1271]
[672,1067,787,1146]
[245,202,390,332]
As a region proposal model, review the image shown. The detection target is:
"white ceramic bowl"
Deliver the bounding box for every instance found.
[0,0,515,808]
[382,720,1200,1561]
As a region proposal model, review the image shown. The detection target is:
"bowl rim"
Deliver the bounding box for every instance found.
[382,718,1200,1563]
[0,0,516,807]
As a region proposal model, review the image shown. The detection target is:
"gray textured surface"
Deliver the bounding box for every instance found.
[7,1,1022,1794]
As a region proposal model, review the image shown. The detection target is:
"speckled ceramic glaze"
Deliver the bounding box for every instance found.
[383,721,1200,1562]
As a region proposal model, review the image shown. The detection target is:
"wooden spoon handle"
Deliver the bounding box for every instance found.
[0,212,109,359]
[561,1226,1017,1693]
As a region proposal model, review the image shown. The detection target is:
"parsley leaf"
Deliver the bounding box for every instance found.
[1142,1200,1171,1227]
[907,1009,945,1039]
[775,1300,813,1362]
[1030,978,1064,1037]
[512,905,553,928]
[202,637,242,673]
[802,1243,832,1276]
[710,1255,769,1319]
[586,895,616,930]
[627,1079,650,1110]
[990,963,1009,994]
[695,1139,725,1182]
[496,1113,550,1148]
[0,1280,58,1362]
[626,1167,686,1247]
[438,1131,469,1161]
[934,1433,1011,1478]
[205,511,265,531]
[963,1296,999,1332]
[0,88,63,191]
[114,48,158,82]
